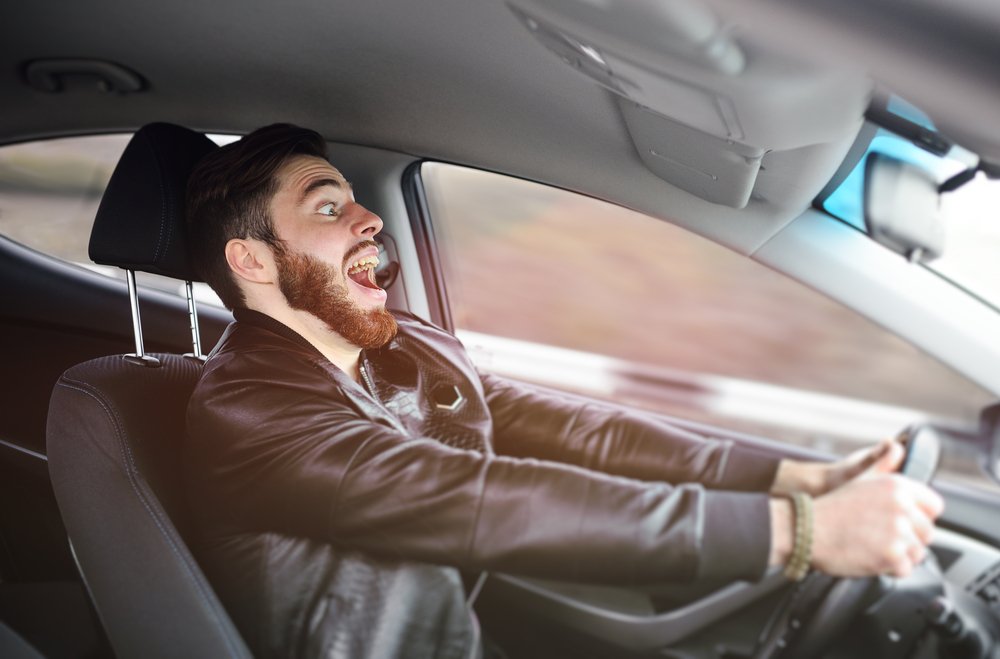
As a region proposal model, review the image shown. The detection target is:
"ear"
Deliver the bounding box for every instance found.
[225,238,276,285]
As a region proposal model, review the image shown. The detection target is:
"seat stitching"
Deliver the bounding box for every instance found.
[152,143,171,264]
[140,131,170,264]
[58,376,245,655]
[56,375,247,657]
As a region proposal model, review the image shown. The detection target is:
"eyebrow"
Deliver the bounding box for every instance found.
[297,177,349,205]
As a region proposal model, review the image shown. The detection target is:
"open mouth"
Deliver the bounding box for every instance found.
[346,255,382,290]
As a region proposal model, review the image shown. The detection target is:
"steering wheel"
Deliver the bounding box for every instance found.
[752,425,942,658]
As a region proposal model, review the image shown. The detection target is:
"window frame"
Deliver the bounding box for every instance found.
[402,161,454,331]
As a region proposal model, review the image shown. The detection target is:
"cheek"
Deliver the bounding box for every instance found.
[315,225,352,254]
[287,233,348,268]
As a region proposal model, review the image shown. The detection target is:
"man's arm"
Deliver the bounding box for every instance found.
[187,354,942,584]
[186,366,773,585]
[481,372,779,491]
[480,373,944,578]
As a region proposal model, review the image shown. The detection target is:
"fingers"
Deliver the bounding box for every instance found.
[871,439,904,474]
[900,477,946,519]
[844,439,903,483]
[885,538,919,578]
[824,440,900,495]
[811,474,943,579]
[906,501,936,545]
[889,511,929,577]
[882,478,940,577]
[907,540,928,568]
[889,476,941,544]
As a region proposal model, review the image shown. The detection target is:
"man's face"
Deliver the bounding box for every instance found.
[268,155,397,348]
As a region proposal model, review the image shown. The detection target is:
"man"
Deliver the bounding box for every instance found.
[183,124,943,658]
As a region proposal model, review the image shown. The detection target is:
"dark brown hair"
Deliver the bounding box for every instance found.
[186,123,327,309]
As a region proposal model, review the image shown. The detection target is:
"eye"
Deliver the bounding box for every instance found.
[318,202,340,217]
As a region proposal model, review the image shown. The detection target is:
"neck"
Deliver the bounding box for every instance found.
[251,303,363,381]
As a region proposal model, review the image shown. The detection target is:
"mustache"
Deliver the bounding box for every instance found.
[341,239,379,270]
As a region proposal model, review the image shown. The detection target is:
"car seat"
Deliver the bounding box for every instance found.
[45,123,252,658]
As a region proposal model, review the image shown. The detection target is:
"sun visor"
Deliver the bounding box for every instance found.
[620,101,763,207]
[507,0,870,208]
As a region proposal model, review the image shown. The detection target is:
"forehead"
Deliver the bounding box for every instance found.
[274,155,348,197]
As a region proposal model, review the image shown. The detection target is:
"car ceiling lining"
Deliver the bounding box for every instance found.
[4,0,986,255]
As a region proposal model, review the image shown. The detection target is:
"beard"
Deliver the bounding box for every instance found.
[274,247,398,350]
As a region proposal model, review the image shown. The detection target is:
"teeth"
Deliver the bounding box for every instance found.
[347,255,379,274]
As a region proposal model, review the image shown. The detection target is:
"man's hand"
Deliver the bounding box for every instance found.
[769,470,944,578]
[810,473,944,577]
[769,438,944,578]
[772,439,904,497]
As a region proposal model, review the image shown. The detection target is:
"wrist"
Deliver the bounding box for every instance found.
[768,497,793,567]
[783,492,814,581]
[772,459,826,497]
[768,494,815,581]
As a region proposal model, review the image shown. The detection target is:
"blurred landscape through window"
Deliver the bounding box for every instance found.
[0,133,227,305]
[422,162,996,491]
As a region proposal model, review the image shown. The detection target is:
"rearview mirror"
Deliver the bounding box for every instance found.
[864,152,945,262]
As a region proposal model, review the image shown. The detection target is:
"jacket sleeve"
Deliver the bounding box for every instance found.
[481,372,780,492]
[186,352,772,586]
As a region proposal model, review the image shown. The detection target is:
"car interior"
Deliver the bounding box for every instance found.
[3,1,1000,658]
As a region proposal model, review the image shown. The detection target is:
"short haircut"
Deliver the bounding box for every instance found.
[186,123,328,309]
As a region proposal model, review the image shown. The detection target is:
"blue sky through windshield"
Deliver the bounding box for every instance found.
[819,99,1000,309]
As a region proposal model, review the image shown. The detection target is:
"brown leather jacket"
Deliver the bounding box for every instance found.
[183,308,780,658]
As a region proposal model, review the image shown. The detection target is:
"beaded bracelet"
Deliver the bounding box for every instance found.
[783,491,813,582]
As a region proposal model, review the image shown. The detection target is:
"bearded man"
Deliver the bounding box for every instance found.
[182,124,943,659]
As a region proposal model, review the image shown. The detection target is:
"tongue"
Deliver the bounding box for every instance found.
[349,268,380,290]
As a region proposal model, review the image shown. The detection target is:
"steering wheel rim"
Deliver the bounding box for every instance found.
[753,572,881,658]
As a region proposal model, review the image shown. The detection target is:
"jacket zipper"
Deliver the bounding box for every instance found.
[359,356,379,402]
[356,355,411,435]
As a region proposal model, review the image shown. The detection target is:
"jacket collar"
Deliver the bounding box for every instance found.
[232,307,327,360]
[228,308,411,434]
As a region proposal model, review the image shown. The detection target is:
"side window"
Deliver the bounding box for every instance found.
[421,162,997,491]
[0,133,227,305]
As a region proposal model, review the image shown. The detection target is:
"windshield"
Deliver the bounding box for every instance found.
[819,99,1000,309]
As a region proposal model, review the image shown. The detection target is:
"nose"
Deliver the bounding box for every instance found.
[350,203,383,237]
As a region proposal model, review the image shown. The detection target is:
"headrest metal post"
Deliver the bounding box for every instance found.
[127,269,144,355]
[184,281,206,361]
[123,269,160,367]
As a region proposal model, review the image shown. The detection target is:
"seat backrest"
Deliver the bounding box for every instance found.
[45,124,252,658]
[48,355,250,658]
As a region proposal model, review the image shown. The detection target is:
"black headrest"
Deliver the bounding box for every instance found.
[89,123,219,281]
